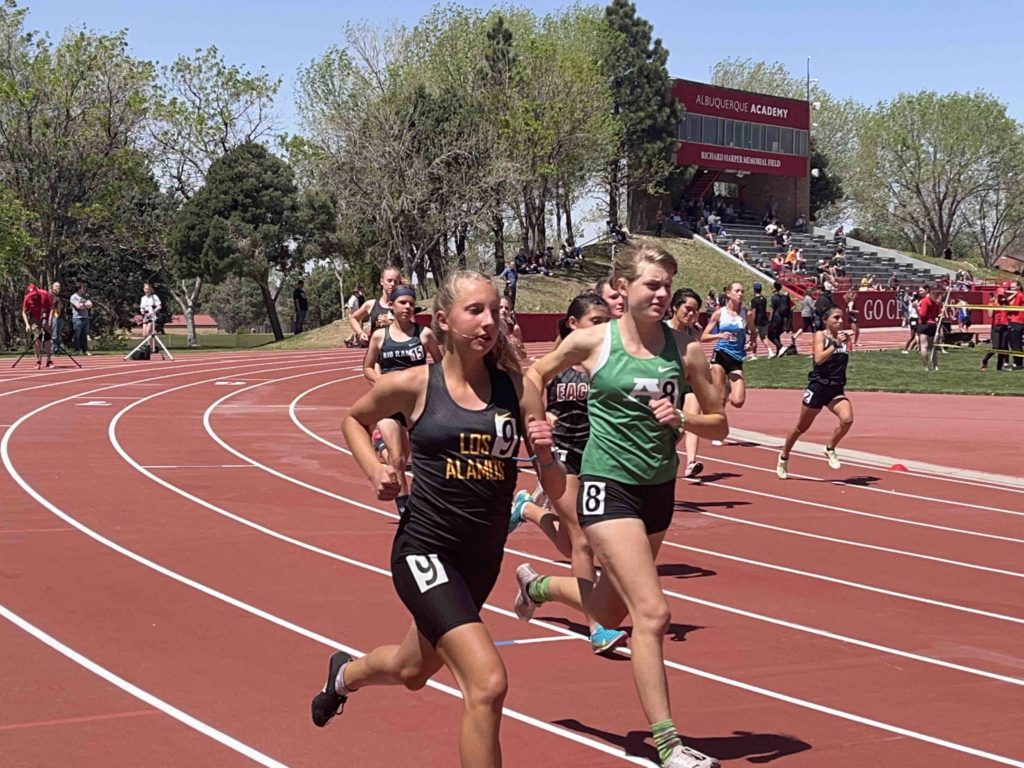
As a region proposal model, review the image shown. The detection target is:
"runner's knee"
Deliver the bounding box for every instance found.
[463,668,508,711]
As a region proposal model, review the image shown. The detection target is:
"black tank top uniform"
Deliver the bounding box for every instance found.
[367,298,391,331]
[803,334,849,409]
[379,324,426,374]
[546,367,590,475]
[390,363,522,646]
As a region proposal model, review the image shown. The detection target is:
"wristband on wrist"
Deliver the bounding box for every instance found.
[676,408,686,427]
[536,455,559,469]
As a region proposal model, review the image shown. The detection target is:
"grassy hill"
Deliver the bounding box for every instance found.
[262,235,762,350]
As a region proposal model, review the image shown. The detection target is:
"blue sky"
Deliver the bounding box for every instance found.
[26,0,1024,133]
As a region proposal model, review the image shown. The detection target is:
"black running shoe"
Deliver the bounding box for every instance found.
[311,650,352,727]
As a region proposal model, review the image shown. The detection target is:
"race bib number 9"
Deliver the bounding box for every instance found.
[491,412,519,458]
[406,554,449,594]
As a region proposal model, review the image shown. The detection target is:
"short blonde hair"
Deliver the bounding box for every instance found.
[611,243,677,292]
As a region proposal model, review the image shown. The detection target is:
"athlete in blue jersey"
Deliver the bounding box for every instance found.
[701,281,754,409]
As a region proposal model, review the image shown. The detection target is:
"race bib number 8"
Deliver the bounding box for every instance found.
[581,481,607,516]
[492,412,519,458]
[406,554,449,594]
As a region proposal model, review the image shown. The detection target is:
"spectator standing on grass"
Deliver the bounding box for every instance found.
[798,289,816,342]
[916,287,942,370]
[21,283,52,369]
[766,281,793,357]
[49,281,65,355]
[139,282,162,352]
[981,287,1011,371]
[1006,281,1024,371]
[293,279,309,334]
[69,283,93,355]
[749,283,769,359]
[654,209,664,237]
[814,287,835,332]
[499,260,519,308]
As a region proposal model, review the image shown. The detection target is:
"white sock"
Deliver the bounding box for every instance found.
[334,661,353,696]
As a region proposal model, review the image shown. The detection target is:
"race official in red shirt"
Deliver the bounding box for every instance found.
[915,287,943,371]
[1006,281,1024,371]
[21,283,54,369]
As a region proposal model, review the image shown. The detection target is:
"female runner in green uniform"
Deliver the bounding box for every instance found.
[516,244,727,768]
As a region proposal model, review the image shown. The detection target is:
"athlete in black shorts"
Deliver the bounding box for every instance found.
[362,285,441,512]
[312,271,556,767]
[777,307,855,479]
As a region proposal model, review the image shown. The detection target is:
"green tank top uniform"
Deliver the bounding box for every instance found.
[581,320,689,485]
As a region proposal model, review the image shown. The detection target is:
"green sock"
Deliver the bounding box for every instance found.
[527,575,551,603]
[651,719,681,762]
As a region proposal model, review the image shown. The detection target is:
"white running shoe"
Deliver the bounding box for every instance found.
[776,454,789,480]
[824,446,841,470]
[513,563,540,621]
[684,461,704,478]
[711,440,724,447]
[662,744,720,768]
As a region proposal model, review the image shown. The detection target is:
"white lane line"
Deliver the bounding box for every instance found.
[680,453,1024,545]
[115,374,1024,766]
[143,464,255,470]
[0,604,287,767]
[698,452,1024,521]
[494,636,579,647]
[662,539,1024,625]
[688,511,1024,578]
[7,379,649,766]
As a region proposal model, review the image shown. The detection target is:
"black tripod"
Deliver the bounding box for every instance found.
[11,329,82,369]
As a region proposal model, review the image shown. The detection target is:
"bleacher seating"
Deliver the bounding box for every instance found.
[718,213,945,290]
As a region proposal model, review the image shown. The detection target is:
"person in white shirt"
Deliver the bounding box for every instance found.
[139,282,162,352]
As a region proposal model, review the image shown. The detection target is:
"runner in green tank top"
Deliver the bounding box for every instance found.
[582,318,686,484]
[515,244,728,768]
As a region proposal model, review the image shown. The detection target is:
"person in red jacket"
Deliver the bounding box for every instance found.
[981,287,1011,372]
[1006,281,1024,371]
[915,287,943,371]
[21,283,53,369]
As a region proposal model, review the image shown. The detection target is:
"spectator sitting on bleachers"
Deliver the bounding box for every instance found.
[795,248,807,273]
[771,254,785,275]
[793,214,807,233]
[765,219,780,236]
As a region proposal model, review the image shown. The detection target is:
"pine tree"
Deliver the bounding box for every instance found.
[604,0,678,231]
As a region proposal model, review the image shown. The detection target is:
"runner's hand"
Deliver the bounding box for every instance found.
[650,396,680,427]
[375,465,400,501]
[526,415,554,458]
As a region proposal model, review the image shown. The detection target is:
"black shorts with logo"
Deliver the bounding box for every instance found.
[802,381,847,410]
[576,475,675,535]
[390,532,503,648]
[555,447,583,476]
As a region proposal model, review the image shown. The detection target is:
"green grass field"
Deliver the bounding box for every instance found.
[744,347,1022,396]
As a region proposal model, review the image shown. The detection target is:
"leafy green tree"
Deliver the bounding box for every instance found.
[169,142,301,341]
[850,91,1020,256]
[151,45,280,343]
[604,0,677,230]
[205,275,267,333]
[809,141,842,220]
[0,1,154,284]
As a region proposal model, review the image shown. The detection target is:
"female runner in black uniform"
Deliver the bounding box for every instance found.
[363,285,442,512]
[777,306,855,479]
[507,292,627,653]
[312,271,555,767]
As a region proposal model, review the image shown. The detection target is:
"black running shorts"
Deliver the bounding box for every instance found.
[555,447,583,476]
[711,349,744,374]
[576,475,675,535]
[917,322,937,338]
[390,533,503,647]
[802,381,847,410]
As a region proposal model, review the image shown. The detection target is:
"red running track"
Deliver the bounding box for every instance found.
[1,349,1022,767]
